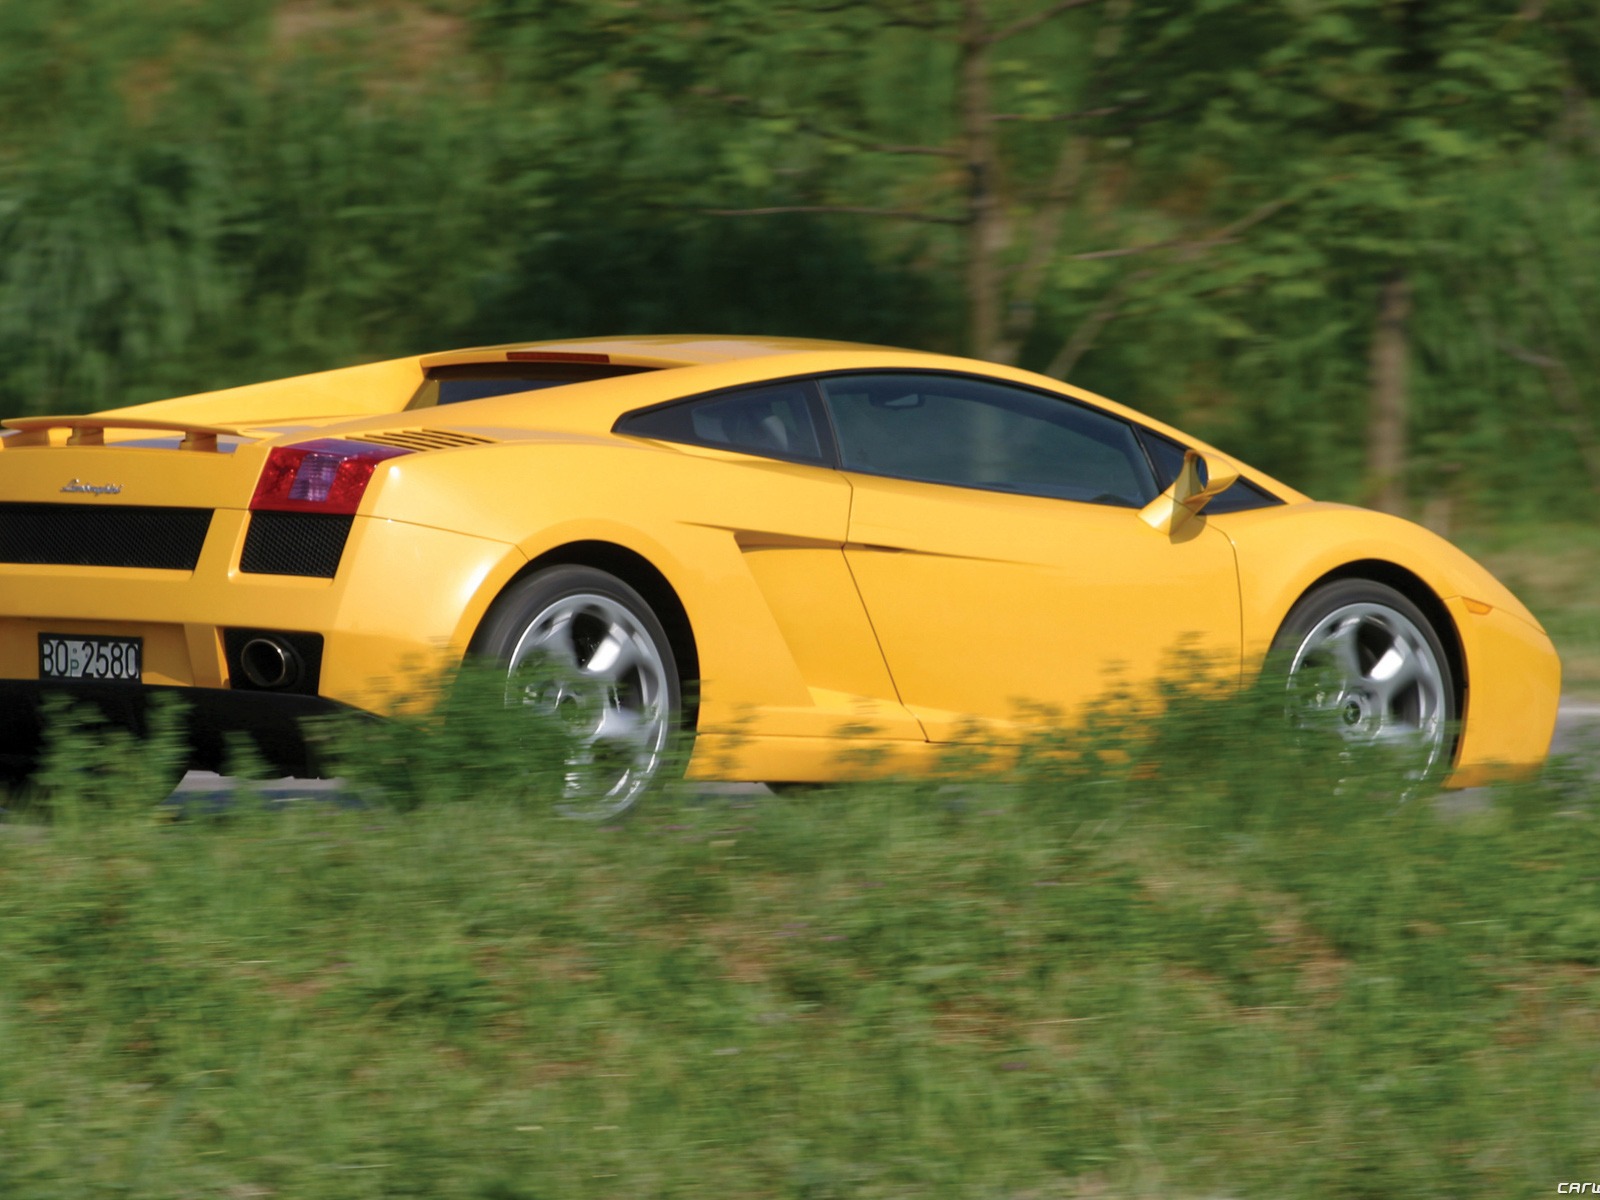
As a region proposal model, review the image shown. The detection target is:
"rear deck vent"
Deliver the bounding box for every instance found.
[240,512,354,578]
[0,502,212,570]
[351,428,496,452]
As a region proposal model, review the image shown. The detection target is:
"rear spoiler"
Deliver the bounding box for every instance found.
[1,416,254,453]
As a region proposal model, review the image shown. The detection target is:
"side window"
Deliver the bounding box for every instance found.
[615,382,827,465]
[818,373,1157,507]
[1137,428,1284,513]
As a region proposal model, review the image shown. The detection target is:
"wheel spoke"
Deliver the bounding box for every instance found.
[1368,637,1420,709]
[1296,679,1347,712]
[1323,618,1366,686]
[1371,716,1432,745]
[589,703,655,748]
[582,623,644,682]
[519,613,579,670]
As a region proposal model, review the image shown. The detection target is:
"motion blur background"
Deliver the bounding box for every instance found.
[3,1,1598,527]
[11,9,1600,1195]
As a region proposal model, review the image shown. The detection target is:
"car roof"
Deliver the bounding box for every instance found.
[418,334,925,370]
[92,335,1310,505]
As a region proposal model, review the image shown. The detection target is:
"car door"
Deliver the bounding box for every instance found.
[819,372,1244,741]
[614,380,924,743]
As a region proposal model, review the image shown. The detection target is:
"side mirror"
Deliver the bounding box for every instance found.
[1139,449,1240,535]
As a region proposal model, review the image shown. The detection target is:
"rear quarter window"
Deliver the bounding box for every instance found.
[614,382,830,465]
[408,363,654,409]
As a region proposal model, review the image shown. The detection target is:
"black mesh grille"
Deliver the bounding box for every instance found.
[240,512,353,578]
[0,502,212,569]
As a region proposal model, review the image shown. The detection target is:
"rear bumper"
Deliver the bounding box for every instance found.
[0,513,525,715]
[0,680,355,778]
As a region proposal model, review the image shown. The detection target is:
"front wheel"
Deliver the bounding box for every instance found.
[470,566,681,820]
[1271,579,1457,788]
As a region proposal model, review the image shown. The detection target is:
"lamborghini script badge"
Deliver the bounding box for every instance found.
[60,479,122,496]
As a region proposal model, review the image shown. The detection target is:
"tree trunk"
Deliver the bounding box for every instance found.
[1367,271,1412,515]
[959,0,1005,361]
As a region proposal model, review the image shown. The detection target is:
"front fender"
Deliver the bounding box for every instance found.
[1218,502,1544,659]
[1216,501,1559,782]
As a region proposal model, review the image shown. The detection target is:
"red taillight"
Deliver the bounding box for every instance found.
[250,439,411,514]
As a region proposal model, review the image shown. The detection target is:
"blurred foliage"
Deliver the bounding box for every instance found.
[2,0,1600,514]
[5,677,1600,1195]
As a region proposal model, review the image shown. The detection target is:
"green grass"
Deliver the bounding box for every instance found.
[4,681,1600,1198]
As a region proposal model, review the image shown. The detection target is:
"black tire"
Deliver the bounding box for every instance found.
[470,565,682,819]
[1271,578,1457,787]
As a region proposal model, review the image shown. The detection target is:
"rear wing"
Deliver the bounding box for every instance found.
[1,416,255,453]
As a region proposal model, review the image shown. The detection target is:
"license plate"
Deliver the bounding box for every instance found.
[38,634,143,682]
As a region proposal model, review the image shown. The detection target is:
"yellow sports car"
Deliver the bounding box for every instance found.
[0,336,1560,815]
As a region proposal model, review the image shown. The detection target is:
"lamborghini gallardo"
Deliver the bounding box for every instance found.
[0,336,1560,816]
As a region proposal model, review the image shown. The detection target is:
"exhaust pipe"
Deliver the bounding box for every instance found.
[238,637,302,690]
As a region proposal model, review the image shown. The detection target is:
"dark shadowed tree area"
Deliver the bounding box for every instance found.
[3,0,1599,521]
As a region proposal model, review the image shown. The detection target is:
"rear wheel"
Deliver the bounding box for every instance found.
[1272,579,1457,788]
[470,566,680,820]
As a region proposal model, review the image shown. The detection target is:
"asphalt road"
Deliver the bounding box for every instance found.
[167,699,1600,812]
[1550,699,1600,756]
[1435,698,1600,816]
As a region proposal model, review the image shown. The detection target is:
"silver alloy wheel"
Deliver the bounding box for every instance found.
[1285,601,1452,782]
[506,591,673,820]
